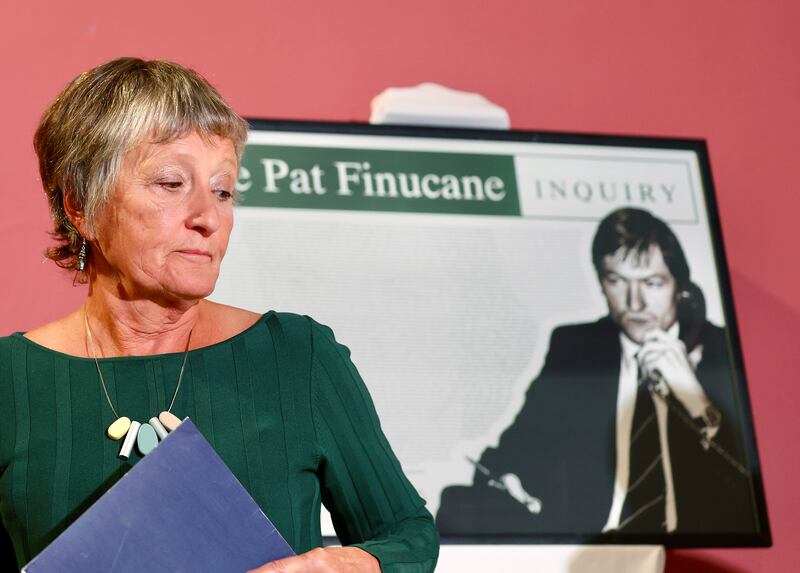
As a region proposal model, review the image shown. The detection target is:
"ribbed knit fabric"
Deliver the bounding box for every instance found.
[0,312,439,571]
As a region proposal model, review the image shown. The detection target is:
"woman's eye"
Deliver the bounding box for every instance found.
[159,181,183,190]
[215,189,233,201]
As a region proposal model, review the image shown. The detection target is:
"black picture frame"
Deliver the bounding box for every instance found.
[236,118,770,548]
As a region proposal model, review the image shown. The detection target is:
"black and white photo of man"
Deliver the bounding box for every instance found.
[437,207,757,536]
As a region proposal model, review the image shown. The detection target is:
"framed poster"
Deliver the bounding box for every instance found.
[210,119,770,547]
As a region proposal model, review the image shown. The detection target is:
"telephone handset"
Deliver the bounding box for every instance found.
[677,281,706,352]
[657,282,736,460]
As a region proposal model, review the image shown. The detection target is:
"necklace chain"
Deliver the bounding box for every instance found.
[83,308,193,419]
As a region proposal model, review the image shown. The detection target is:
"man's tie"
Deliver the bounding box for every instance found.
[618,378,667,532]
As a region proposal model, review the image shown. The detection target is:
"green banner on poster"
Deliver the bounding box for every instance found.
[237,145,520,216]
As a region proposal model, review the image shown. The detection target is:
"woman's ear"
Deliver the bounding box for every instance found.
[63,191,90,238]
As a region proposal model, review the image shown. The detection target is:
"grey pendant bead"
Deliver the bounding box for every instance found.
[149,416,169,440]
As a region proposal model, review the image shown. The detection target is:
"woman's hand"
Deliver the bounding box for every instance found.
[246,546,381,573]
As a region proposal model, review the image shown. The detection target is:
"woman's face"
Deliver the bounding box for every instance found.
[90,131,238,303]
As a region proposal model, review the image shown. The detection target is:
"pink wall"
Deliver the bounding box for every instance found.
[1,1,797,570]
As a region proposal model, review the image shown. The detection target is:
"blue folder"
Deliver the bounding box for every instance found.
[23,419,295,572]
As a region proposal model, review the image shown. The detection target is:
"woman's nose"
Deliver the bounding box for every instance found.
[185,186,220,235]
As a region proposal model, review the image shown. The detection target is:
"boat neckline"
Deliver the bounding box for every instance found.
[10,312,271,363]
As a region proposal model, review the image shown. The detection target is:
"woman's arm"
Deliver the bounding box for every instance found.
[272,318,439,573]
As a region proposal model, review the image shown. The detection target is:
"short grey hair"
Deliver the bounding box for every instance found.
[34,57,248,278]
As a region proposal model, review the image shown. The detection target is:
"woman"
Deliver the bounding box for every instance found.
[0,58,439,572]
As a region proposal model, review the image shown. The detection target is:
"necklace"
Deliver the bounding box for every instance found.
[84,309,192,460]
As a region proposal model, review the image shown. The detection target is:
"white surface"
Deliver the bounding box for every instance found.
[436,545,665,573]
[370,83,510,129]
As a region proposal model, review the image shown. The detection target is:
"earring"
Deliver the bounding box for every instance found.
[77,238,87,271]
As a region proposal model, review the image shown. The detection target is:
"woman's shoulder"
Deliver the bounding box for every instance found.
[231,307,349,361]
[265,311,343,349]
[204,302,330,346]
[6,310,85,356]
[201,301,263,337]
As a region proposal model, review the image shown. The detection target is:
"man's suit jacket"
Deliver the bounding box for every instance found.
[436,317,757,535]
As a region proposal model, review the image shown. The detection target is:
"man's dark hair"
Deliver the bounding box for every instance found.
[591,208,691,290]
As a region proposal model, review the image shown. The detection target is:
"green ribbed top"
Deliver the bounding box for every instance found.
[0,312,439,571]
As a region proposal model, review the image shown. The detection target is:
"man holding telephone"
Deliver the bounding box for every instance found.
[437,208,756,535]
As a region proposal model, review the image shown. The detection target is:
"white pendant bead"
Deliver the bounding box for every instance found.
[159,411,182,431]
[149,417,169,440]
[107,416,132,441]
[118,421,141,460]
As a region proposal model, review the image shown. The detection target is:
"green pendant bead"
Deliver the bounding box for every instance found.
[137,422,159,456]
